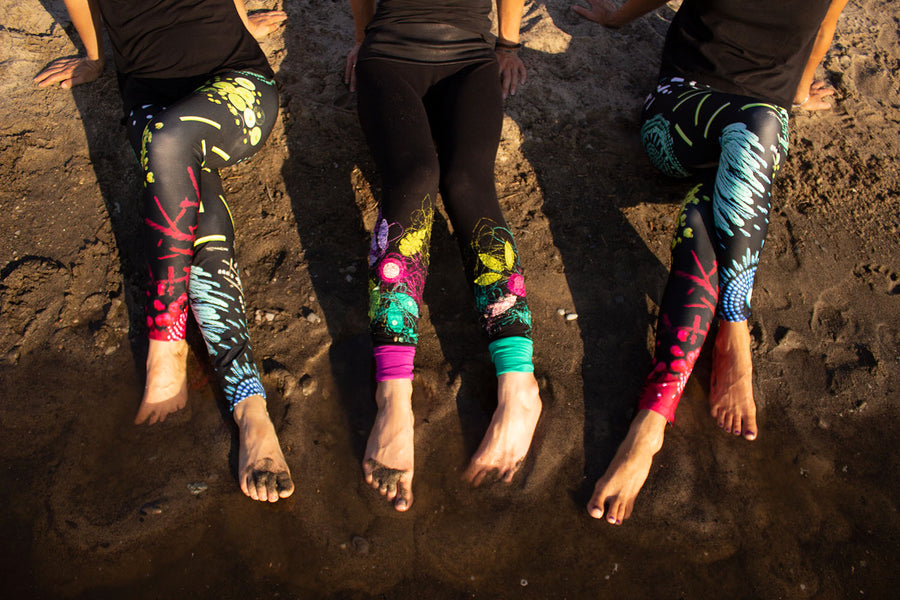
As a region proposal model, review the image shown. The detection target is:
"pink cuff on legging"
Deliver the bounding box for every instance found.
[636,375,689,424]
[374,345,416,381]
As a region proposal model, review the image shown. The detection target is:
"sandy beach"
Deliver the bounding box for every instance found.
[1,0,899,597]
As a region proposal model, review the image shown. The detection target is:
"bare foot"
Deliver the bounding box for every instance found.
[363,379,415,512]
[135,339,188,425]
[463,372,542,486]
[587,409,667,524]
[233,394,294,502]
[710,320,758,440]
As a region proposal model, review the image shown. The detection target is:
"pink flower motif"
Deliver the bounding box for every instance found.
[507,272,526,297]
[670,345,684,357]
[676,329,689,342]
[486,294,518,318]
[379,257,405,283]
[670,359,687,373]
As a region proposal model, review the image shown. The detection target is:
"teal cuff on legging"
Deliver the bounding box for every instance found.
[488,336,534,376]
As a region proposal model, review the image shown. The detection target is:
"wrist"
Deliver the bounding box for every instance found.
[495,38,522,50]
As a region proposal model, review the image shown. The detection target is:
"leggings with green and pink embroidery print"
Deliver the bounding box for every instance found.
[355,57,533,380]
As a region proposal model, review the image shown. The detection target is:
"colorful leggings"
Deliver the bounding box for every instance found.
[637,77,789,422]
[125,70,278,409]
[355,57,533,379]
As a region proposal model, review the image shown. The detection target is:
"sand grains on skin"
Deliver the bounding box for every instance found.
[710,321,758,440]
[463,371,543,487]
[135,339,189,425]
[233,394,294,503]
[363,379,415,511]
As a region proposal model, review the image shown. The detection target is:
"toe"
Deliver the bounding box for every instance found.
[266,474,279,502]
[277,472,294,498]
[743,413,758,441]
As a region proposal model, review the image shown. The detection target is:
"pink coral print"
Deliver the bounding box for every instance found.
[507,272,526,297]
[379,257,405,283]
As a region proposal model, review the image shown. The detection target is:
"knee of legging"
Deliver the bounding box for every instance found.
[141,119,198,173]
[439,167,493,206]
[382,158,440,203]
[735,105,789,155]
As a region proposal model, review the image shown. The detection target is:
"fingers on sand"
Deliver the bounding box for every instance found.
[364,459,413,512]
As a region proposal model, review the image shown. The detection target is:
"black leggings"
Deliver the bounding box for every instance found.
[125,70,278,409]
[637,77,789,422]
[356,57,532,347]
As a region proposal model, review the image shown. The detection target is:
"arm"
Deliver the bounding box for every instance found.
[233,0,287,41]
[495,0,527,99]
[345,0,376,90]
[34,0,105,88]
[573,0,670,29]
[793,0,850,110]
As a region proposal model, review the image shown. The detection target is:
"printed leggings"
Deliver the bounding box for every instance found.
[355,57,532,378]
[637,77,789,422]
[125,70,278,409]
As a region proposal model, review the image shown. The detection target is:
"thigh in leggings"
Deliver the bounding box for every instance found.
[637,77,789,421]
[126,70,278,341]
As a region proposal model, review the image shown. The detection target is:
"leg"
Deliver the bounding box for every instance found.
[128,71,278,425]
[188,171,292,501]
[426,60,541,485]
[589,177,719,523]
[356,58,441,510]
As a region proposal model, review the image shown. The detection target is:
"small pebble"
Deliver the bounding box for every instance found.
[140,501,164,515]
[265,312,276,322]
[350,535,370,556]
[104,345,118,356]
[565,313,578,321]
[187,482,208,495]
[556,308,566,316]
[306,312,322,324]
[300,376,317,396]
[520,579,528,587]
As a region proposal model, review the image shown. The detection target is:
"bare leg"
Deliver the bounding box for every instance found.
[233,394,294,502]
[463,372,542,486]
[363,379,415,511]
[710,320,758,440]
[587,409,667,524]
[135,339,189,425]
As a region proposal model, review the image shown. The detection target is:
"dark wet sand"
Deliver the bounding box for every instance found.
[2,1,899,598]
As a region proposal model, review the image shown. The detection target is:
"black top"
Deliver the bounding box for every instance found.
[359,0,495,64]
[96,0,273,111]
[660,0,832,109]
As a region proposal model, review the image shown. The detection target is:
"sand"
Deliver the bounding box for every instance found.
[1,0,899,598]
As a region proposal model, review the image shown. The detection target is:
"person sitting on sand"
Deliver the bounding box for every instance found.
[35,0,293,502]
[573,0,849,524]
[345,0,542,511]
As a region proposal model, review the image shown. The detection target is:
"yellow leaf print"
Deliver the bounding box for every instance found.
[398,228,427,257]
[504,241,515,270]
[474,272,503,286]
[479,253,505,272]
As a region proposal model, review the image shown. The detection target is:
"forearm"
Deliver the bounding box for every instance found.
[63,0,104,62]
[607,0,670,28]
[233,0,252,32]
[794,0,849,102]
[496,0,525,44]
[350,0,376,43]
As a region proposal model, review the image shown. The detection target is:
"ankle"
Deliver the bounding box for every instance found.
[233,394,268,426]
[627,410,668,454]
[375,379,413,410]
[497,372,541,409]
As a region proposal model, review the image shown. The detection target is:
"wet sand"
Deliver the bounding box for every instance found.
[2,1,899,598]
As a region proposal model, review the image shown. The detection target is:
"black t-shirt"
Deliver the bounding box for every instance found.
[660,0,832,108]
[97,0,273,111]
[360,0,495,63]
